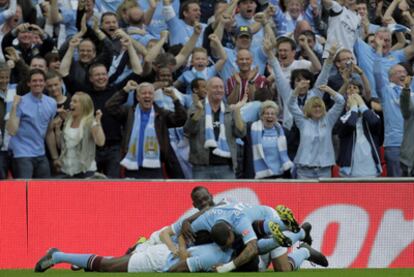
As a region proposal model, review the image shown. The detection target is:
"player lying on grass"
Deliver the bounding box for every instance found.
[35,186,328,272]
[34,222,326,273]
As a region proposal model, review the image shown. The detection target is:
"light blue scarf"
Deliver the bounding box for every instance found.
[204,98,231,158]
[120,106,161,170]
[251,120,293,179]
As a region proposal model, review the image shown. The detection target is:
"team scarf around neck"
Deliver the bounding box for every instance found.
[251,120,293,179]
[204,97,231,158]
[120,105,161,170]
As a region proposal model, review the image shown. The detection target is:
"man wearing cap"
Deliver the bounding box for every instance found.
[211,25,270,84]
[235,0,265,46]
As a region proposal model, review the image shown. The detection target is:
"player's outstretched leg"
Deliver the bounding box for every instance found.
[34,248,60,272]
[275,205,300,233]
[268,222,292,247]
[34,248,128,273]
[299,242,328,267]
[287,243,328,270]
[276,222,312,246]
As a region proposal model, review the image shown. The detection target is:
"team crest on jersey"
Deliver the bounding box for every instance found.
[242,229,250,236]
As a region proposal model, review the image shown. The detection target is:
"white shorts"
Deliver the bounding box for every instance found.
[258,247,288,271]
[128,244,170,272]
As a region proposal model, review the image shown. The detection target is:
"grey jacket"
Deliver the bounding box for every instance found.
[184,101,246,172]
[400,87,414,168]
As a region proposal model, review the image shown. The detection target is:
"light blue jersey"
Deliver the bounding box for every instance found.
[230,203,279,223]
[138,0,180,38]
[163,243,233,272]
[173,203,257,244]
[354,38,406,98]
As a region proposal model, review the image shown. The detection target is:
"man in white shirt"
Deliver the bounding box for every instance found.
[322,0,361,58]
[276,36,321,82]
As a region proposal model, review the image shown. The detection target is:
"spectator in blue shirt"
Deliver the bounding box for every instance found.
[6,69,58,178]
[373,34,409,177]
[163,0,206,47]
[288,82,345,179]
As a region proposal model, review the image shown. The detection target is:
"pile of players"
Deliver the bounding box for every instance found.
[34,186,328,273]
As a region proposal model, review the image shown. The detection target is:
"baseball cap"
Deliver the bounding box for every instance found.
[236,26,252,38]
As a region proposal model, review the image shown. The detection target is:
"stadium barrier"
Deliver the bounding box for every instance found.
[0,180,413,269]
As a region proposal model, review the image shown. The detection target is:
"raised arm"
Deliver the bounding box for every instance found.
[175,23,202,70]
[313,43,337,91]
[59,37,80,77]
[319,84,345,126]
[91,110,105,146]
[159,226,180,257]
[255,6,277,46]
[383,0,401,19]
[373,37,387,100]
[264,38,291,102]
[144,30,169,65]
[105,80,137,120]
[183,96,203,136]
[209,34,227,72]
[322,0,334,10]
[232,93,247,134]
[298,34,321,73]
[144,0,158,25]
[6,95,20,136]
[131,39,148,57]
[402,11,414,59]
[49,0,62,24]
[288,80,308,129]
[115,29,143,75]
[352,63,372,101]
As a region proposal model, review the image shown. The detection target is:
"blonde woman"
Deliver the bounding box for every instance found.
[54,92,105,178]
[288,82,345,179]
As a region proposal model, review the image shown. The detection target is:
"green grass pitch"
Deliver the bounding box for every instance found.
[0,269,413,277]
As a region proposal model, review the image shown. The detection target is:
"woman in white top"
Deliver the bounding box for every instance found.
[54,92,105,178]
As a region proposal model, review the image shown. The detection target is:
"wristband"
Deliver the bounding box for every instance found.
[216,261,235,273]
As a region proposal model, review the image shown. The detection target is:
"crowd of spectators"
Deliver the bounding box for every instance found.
[0,0,413,179]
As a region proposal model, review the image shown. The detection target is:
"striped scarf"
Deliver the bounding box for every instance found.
[204,98,231,158]
[120,106,161,170]
[251,120,293,179]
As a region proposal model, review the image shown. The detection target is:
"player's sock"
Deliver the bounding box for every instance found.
[284,228,305,244]
[88,255,105,271]
[288,248,309,270]
[257,238,280,254]
[52,252,94,269]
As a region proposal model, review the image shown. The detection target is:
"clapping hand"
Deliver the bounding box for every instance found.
[123,80,139,93]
